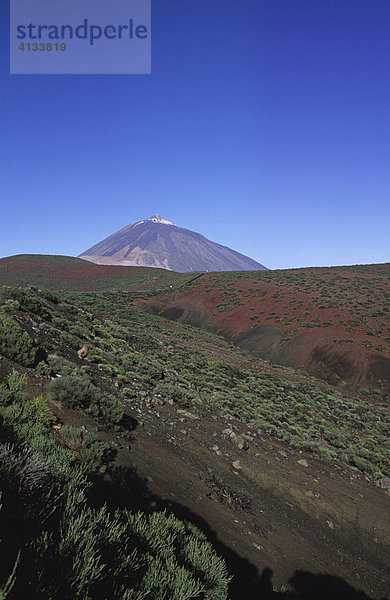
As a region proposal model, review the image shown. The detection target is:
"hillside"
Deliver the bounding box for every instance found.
[79,215,267,272]
[1,256,389,392]
[139,263,390,393]
[0,254,189,291]
[0,285,389,599]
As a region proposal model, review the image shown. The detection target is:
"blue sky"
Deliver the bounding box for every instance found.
[1,0,389,269]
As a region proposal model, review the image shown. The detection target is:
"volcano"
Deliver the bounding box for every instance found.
[79,215,267,273]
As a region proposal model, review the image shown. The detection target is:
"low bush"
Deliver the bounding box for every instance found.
[0,315,38,367]
[59,425,111,472]
[89,394,124,427]
[50,375,101,410]
[50,376,123,427]
[2,288,51,320]
[35,361,51,378]
[47,354,81,377]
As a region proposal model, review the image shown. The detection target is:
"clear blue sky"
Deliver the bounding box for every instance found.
[1,0,389,269]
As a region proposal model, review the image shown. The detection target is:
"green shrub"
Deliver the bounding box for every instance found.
[38,288,60,304]
[317,445,336,461]
[36,361,51,378]
[122,387,138,399]
[0,315,38,367]
[3,288,51,319]
[358,388,370,396]
[351,455,382,478]
[50,376,123,427]
[50,375,101,410]
[47,354,80,377]
[137,359,164,382]
[153,383,194,407]
[29,490,230,600]
[59,425,110,472]
[123,510,231,600]
[0,393,50,445]
[0,298,20,314]
[68,324,88,339]
[90,394,124,427]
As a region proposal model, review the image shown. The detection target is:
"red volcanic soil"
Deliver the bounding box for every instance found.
[139,264,390,391]
[0,254,185,291]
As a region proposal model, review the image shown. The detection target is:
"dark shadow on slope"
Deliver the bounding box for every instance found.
[254,567,389,599]
[234,324,286,360]
[287,570,386,599]
[87,464,387,600]
[119,412,138,432]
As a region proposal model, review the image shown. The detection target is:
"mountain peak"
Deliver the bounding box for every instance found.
[79,216,267,272]
[147,215,174,225]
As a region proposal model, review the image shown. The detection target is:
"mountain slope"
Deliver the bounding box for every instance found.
[0,254,188,291]
[138,263,390,392]
[79,215,267,273]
